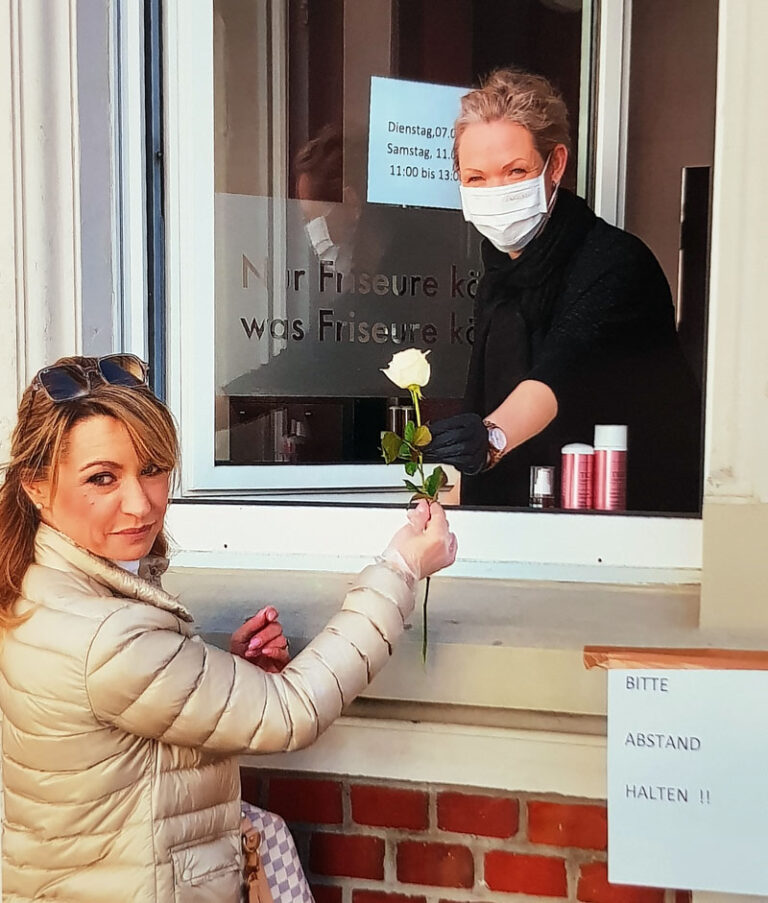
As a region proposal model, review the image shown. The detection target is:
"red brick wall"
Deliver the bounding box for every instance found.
[241,769,692,903]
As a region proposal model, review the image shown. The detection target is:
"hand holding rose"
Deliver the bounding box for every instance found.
[383,499,457,582]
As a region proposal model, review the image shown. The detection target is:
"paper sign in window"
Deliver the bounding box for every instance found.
[367,76,466,210]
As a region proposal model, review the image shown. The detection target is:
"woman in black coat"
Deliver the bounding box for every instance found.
[424,69,701,513]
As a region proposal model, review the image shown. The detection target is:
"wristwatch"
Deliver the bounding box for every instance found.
[483,419,507,470]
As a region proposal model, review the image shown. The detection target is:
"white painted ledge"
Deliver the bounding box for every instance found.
[166,502,702,585]
[165,561,768,795]
[242,717,607,800]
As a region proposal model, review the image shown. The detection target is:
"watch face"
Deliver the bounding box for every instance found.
[488,426,506,452]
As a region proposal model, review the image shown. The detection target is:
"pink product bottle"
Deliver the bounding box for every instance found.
[593,425,627,511]
[560,443,594,509]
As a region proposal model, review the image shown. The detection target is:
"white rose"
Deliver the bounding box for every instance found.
[381,348,431,389]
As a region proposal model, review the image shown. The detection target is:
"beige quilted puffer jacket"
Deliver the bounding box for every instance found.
[0,523,415,902]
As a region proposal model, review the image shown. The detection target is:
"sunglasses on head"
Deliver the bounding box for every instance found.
[33,354,149,403]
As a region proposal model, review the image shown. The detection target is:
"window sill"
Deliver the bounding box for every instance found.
[165,502,702,585]
[165,565,768,795]
[166,565,708,718]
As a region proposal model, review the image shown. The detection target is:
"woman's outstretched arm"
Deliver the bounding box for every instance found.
[85,504,456,755]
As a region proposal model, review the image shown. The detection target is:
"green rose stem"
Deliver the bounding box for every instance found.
[408,384,427,488]
[408,383,431,666]
[421,578,430,665]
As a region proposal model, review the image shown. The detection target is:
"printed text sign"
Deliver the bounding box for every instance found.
[608,669,768,894]
[367,76,466,210]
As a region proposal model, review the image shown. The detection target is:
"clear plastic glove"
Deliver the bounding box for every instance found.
[380,499,457,584]
[230,606,290,673]
[421,413,488,475]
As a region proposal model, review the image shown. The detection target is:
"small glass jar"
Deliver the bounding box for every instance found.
[529,465,556,508]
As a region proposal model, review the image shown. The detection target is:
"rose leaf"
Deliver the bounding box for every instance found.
[413,425,432,447]
[381,431,402,464]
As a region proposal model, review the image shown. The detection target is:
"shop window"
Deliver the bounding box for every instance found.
[166,0,716,514]
[211,0,587,483]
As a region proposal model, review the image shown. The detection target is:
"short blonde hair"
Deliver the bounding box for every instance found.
[453,68,571,169]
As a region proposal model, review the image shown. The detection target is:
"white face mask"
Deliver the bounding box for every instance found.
[459,157,558,254]
[305,214,336,259]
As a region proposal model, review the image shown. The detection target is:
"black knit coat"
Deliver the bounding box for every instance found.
[461,190,702,513]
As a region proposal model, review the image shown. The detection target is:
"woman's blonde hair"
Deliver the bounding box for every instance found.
[0,356,180,628]
[453,68,571,169]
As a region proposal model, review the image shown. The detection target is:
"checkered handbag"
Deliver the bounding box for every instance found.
[241,802,315,903]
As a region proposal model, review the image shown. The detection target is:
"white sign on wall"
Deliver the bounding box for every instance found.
[608,669,768,895]
[367,76,467,210]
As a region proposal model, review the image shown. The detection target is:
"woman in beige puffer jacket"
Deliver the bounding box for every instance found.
[0,355,457,903]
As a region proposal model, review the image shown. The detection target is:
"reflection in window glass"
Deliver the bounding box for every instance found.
[213,0,585,467]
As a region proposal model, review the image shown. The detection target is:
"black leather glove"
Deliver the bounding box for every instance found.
[422,413,489,475]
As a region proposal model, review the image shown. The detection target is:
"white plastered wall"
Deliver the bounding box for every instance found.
[699,0,768,634]
[0,0,121,467]
[0,0,84,438]
[0,1,115,890]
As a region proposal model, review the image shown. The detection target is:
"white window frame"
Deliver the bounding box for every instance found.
[165,0,635,494]
[166,0,428,493]
[155,0,702,582]
[591,0,632,228]
[116,0,149,360]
